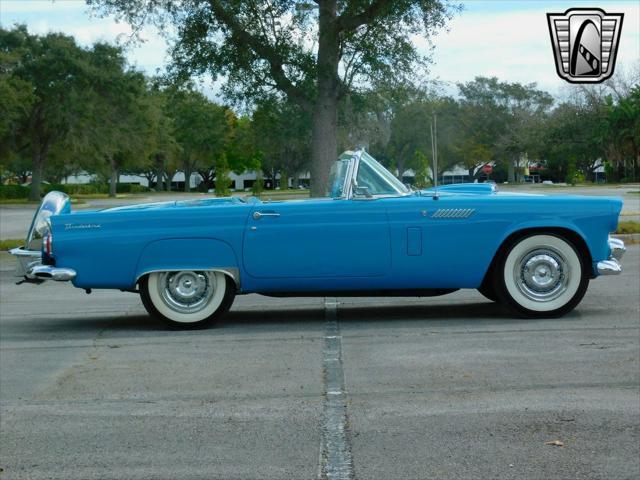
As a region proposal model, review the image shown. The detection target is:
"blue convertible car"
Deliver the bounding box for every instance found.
[11,150,625,327]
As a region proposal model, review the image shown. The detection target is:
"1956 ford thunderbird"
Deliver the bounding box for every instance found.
[11,150,625,328]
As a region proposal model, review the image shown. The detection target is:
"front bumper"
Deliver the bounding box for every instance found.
[596,237,625,275]
[9,247,76,282]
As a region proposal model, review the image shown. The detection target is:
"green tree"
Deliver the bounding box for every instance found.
[144,85,178,191]
[412,149,431,188]
[88,0,457,196]
[457,77,552,182]
[1,26,94,200]
[81,44,154,197]
[606,85,640,181]
[214,152,232,196]
[251,97,312,189]
[166,86,231,192]
[0,31,34,162]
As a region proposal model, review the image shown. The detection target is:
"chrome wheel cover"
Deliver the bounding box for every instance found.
[514,248,570,302]
[157,271,217,314]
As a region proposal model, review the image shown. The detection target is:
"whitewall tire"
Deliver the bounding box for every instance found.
[495,234,589,317]
[140,271,235,328]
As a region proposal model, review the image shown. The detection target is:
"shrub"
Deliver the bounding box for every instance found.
[412,149,431,189]
[0,185,30,199]
[617,221,640,234]
[215,153,232,197]
[252,176,264,195]
[43,183,108,195]
[126,184,148,193]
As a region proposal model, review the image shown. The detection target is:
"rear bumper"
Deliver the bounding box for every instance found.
[10,247,41,277]
[9,247,76,282]
[596,237,625,276]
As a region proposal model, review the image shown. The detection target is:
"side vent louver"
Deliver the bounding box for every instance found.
[431,208,475,219]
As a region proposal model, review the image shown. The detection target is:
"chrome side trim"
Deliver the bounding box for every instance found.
[136,267,240,290]
[609,237,626,260]
[597,258,622,275]
[431,208,476,219]
[26,265,76,281]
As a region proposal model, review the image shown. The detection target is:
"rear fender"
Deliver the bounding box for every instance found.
[134,238,240,289]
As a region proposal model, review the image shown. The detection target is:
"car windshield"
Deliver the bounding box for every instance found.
[325,151,410,198]
[356,151,410,196]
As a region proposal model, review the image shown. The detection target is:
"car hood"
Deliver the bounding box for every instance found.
[421,183,497,195]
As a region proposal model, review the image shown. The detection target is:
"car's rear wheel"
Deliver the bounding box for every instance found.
[140,270,235,328]
[494,234,589,318]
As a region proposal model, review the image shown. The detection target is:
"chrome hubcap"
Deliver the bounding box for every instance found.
[515,248,569,302]
[158,271,216,313]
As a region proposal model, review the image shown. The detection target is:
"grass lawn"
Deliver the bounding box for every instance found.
[0,239,23,250]
[0,199,42,205]
[616,221,640,234]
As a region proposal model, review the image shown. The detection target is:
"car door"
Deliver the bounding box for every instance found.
[242,199,391,278]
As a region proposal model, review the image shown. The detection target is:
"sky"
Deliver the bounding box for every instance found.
[1,0,638,100]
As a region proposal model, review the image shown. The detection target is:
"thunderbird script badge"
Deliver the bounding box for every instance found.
[547,8,623,83]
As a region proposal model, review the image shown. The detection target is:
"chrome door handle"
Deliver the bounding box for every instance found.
[253,211,280,220]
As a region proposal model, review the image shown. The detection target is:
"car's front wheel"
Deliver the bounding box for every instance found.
[494,234,589,318]
[140,270,235,328]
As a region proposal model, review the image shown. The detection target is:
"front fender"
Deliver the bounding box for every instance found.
[497,218,609,277]
[134,238,240,289]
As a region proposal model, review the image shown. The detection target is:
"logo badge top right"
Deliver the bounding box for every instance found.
[547,8,624,83]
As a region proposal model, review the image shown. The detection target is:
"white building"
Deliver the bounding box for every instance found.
[63,170,311,191]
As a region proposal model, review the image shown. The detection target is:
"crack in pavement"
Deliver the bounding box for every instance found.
[319,298,355,480]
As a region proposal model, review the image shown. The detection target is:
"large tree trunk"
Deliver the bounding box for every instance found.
[508,158,516,183]
[397,158,406,182]
[310,96,338,197]
[310,0,340,197]
[155,153,164,192]
[184,163,192,192]
[29,136,50,201]
[29,150,45,201]
[280,170,288,190]
[108,157,118,198]
[292,171,300,189]
[165,170,174,191]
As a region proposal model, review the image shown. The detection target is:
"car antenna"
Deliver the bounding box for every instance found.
[430,114,439,200]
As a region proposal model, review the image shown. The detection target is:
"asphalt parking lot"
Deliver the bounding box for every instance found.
[0,246,638,480]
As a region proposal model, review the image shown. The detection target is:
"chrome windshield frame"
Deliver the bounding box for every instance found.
[329,152,358,200]
[329,149,412,200]
[346,150,411,200]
